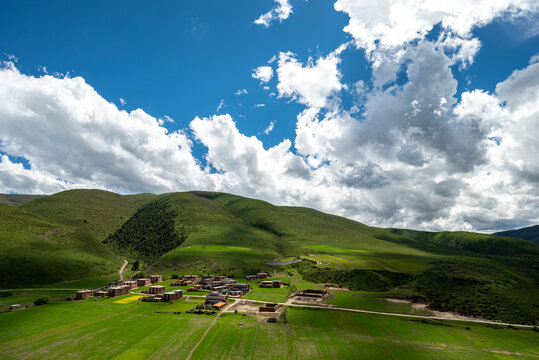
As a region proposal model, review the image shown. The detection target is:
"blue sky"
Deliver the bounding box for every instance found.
[1,1,538,231]
[1,1,349,148]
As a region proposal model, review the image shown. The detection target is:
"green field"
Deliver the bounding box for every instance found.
[1,299,537,359]
[0,290,74,312]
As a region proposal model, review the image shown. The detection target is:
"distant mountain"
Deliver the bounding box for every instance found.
[494,225,539,244]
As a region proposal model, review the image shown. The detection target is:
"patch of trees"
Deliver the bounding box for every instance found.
[34,297,49,306]
[414,261,539,324]
[292,260,414,291]
[104,199,187,262]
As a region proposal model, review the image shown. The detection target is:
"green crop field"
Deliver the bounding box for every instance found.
[1,299,537,359]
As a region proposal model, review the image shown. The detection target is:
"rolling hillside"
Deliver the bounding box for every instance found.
[0,203,120,288]
[0,190,156,288]
[1,189,538,323]
[0,193,45,206]
[20,189,156,239]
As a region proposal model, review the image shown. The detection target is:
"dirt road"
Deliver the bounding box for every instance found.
[185,302,234,360]
[188,296,535,329]
[118,260,128,281]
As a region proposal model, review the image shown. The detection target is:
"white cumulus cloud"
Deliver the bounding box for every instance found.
[276,48,344,108]
[0,63,210,194]
[252,66,274,83]
[254,0,293,27]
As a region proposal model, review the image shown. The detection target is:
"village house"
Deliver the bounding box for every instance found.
[202,275,215,283]
[259,280,283,288]
[75,289,94,300]
[162,290,183,302]
[148,285,166,294]
[259,281,274,288]
[299,289,328,298]
[259,303,280,312]
[136,278,151,287]
[205,292,228,305]
[141,295,163,302]
[187,284,202,291]
[122,280,138,289]
[171,274,200,286]
[231,283,250,294]
[245,272,268,281]
[93,290,109,298]
[149,275,163,283]
[109,285,130,297]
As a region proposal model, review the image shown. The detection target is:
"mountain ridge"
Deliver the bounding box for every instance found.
[494,225,539,244]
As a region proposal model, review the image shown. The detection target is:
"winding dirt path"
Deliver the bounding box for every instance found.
[118,260,128,281]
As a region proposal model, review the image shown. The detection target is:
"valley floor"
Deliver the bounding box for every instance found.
[0,295,537,360]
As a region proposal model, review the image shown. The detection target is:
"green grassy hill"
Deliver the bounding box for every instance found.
[387,228,539,256]
[494,225,539,244]
[20,189,156,239]
[2,189,539,323]
[0,190,156,289]
[0,203,120,288]
[0,193,45,206]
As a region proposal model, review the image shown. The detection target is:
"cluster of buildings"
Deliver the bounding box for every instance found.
[171,274,198,286]
[172,274,252,298]
[70,271,288,311]
[141,289,183,303]
[73,274,165,300]
[200,275,251,297]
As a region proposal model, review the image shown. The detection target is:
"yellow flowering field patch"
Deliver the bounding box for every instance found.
[114,295,144,304]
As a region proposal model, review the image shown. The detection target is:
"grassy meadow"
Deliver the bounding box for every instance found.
[1,298,537,359]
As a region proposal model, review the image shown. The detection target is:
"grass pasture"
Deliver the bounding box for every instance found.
[326,290,430,315]
[0,290,73,311]
[1,298,538,359]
